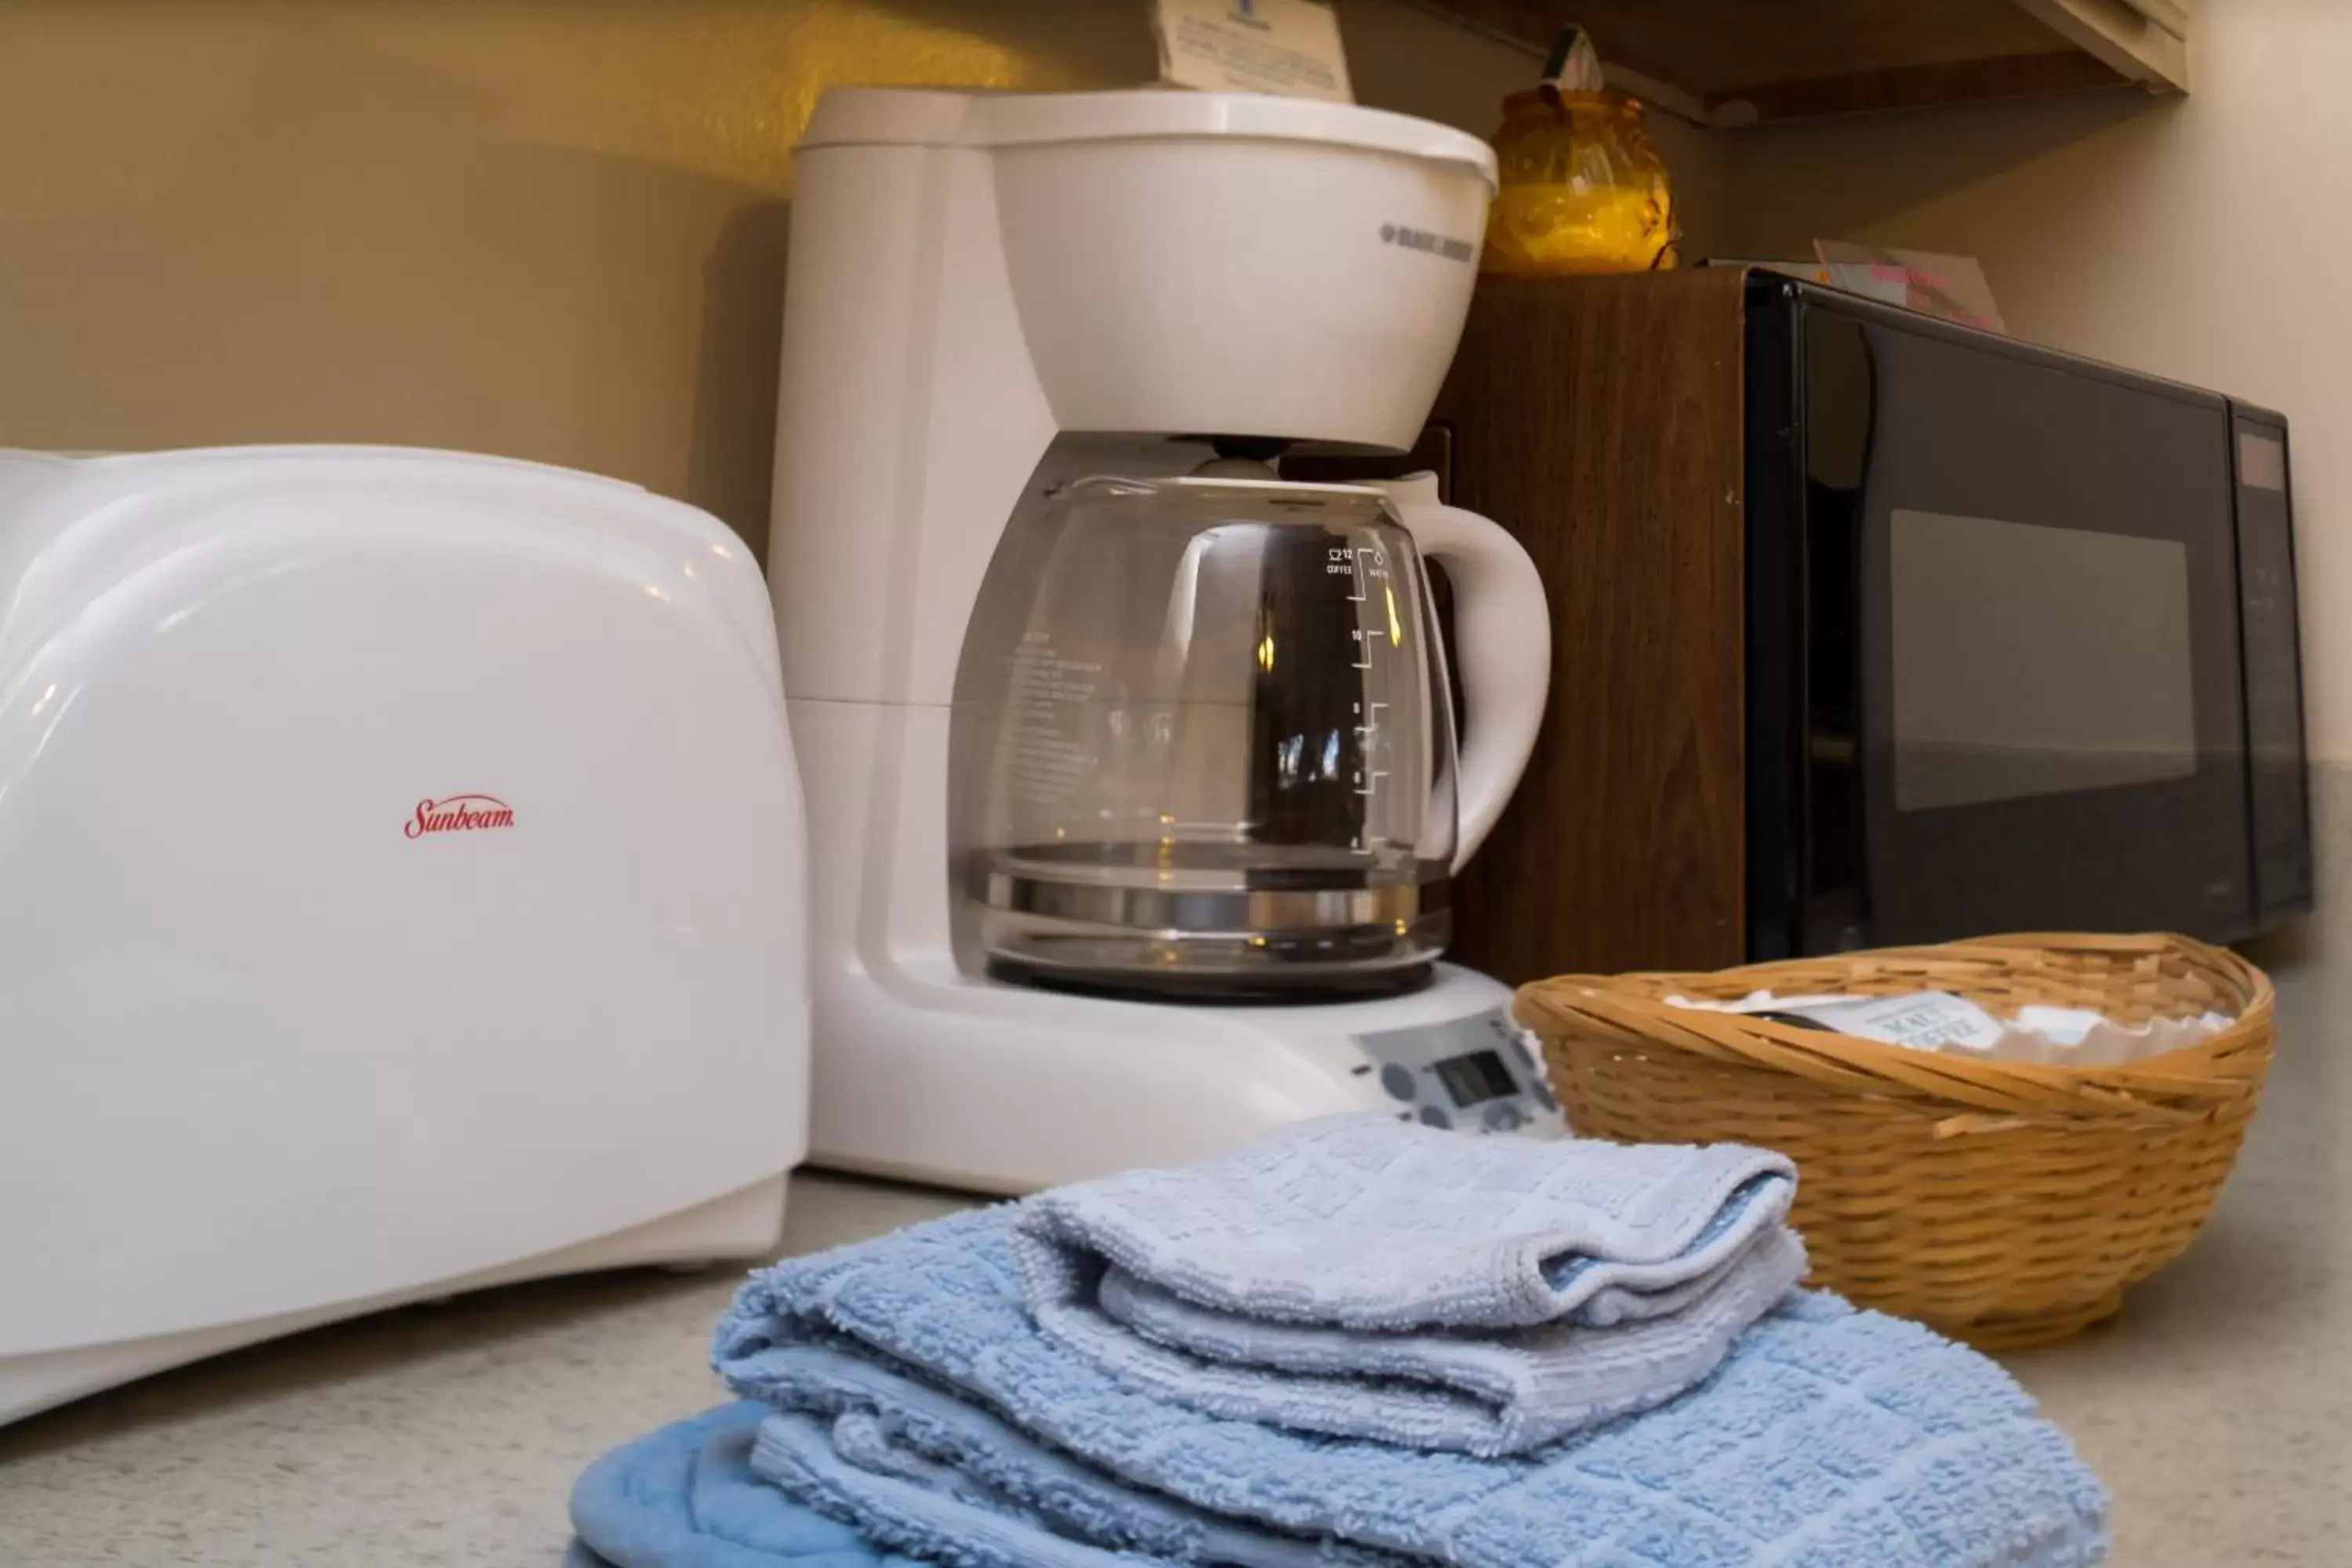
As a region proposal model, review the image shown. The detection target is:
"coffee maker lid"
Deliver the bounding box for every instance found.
[798,87,1496,192]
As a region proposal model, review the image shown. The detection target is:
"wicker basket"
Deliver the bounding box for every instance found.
[1515,933,2274,1350]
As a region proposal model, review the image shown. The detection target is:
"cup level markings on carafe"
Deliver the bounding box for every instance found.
[1354,699,1389,800]
[1330,544,1374,604]
[1322,546,1390,790]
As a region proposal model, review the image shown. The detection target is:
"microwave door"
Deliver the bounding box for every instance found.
[1806,307,2253,948]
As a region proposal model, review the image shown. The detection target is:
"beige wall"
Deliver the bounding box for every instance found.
[0,0,1646,562]
[0,0,2300,770]
[1724,0,2350,762]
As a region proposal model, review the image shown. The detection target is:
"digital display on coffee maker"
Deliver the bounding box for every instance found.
[1432,1049,1518,1108]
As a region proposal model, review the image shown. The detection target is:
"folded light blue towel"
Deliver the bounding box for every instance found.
[715,1207,2111,1568]
[1080,1226,1806,1455]
[1010,1116,1806,1454]
[751,1359,1392,1568]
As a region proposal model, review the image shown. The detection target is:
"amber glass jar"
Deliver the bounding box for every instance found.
[1483,89,1678,276]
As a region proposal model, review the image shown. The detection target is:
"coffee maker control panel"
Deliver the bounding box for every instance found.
[1352,1007,1565,1137]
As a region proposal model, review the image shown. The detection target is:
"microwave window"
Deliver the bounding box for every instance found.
[1889,510,2198,812]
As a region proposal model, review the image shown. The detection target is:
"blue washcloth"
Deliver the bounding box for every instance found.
[565,1400,919,1568]
[1011,1116,1806,1454]
[1011,1116,1800,1330]
[715,1208,2111,1568]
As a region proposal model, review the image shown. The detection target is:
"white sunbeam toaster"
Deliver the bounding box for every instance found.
[0,445,809,1425]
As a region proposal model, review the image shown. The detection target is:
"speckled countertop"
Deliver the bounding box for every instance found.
[4,967,2346,1566]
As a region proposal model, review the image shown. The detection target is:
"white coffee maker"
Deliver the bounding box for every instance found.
[771,87,1555,1192]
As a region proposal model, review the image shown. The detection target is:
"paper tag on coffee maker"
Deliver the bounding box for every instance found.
[1152,0,1355,103]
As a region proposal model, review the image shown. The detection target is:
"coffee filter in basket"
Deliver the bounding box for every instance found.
[1659,986,2236,1067]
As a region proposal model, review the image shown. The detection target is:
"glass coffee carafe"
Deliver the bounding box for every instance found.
[949,466,1545,1001]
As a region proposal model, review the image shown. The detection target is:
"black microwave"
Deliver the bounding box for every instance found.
[1742,280,2310,958]
[1373,270,2313,984]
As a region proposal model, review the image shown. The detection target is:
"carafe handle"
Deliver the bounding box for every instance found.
[1374,474,1550,870]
